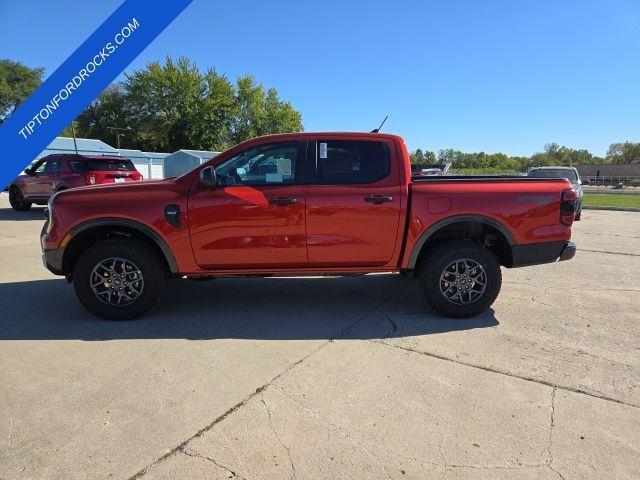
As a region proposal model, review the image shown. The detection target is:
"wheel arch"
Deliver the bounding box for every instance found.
[407,215,516,271]
[61,218,179,277]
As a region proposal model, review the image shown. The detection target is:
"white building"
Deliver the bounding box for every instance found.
[163,149,219,178]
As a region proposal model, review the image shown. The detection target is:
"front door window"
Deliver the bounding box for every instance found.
[215,142,299,186]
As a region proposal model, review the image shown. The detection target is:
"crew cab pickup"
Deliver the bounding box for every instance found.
[41,133,577,320]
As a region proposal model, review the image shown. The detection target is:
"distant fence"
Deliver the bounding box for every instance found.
[38,147,165,179]
[582,175,640,186]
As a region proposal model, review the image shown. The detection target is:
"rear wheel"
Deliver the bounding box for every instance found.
[73,238,164,320]
[419,240,501,318]
[9,186,32,211]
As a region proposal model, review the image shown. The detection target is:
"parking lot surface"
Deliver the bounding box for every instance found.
[0,192,638,480]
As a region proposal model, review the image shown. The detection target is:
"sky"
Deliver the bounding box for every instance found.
[1,0,639,156]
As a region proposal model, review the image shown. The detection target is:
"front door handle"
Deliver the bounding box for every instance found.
[269,197,297,206]
[364,195,393,204]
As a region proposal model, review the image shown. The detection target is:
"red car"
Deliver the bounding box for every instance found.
[9,154,142,211]
[41,132,577,320]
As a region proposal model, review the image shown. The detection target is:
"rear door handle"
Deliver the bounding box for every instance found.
[364,195,393,204]
[269,197,297,206]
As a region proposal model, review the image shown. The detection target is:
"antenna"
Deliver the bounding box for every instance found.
[371,115,388,133]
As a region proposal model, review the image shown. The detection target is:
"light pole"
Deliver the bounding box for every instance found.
[71,121,79,154]
[107,126,131,149]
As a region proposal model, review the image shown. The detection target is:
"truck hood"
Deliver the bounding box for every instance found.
[53,178,183,206]
[62,178,172,194]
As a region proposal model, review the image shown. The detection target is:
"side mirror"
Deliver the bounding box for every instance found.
[199,166,218,188]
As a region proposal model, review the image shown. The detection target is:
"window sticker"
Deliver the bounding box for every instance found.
[276,158,292,176]
[266,173,283,183]
[319,142,328,159]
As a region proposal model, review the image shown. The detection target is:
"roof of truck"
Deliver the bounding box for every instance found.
[529,166,578,170]
[41,154,129,161]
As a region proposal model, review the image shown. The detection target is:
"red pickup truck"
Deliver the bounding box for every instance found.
[41,132,577,320]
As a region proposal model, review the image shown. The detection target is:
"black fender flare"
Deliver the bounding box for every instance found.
[406,214,516,269]
[64,218,179,274]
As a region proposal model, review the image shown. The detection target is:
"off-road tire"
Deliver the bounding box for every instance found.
[73,238,164,320]
[419,240,501,318]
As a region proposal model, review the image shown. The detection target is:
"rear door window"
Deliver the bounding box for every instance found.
[311,140,390,184]
[69,160,88,173]
[44,158,61,173]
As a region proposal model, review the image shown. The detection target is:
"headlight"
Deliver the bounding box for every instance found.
[45,195,55,234]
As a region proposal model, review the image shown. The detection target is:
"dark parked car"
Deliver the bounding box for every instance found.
[9,154,142,211]
[528,166,583,220]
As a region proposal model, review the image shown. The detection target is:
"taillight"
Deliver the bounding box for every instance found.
[85,175,96,185]
[560,188,577,226]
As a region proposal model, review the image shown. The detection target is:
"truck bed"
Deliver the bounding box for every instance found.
[412,175,568,183]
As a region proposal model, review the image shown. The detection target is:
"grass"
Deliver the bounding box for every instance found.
[583,193,640,209]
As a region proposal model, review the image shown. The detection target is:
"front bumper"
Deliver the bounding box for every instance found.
[42,248,64,275]
[510,241,576,267]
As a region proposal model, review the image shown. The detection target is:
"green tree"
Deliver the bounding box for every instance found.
[262,88,302,137]
[410,149,438,165]
[186,69,236,151]
[0,59,44,124]
[69,56,303,152]
[438,148,458,165]
[410,148,425,164]
[606,142,640,164]
[124,56,205,152]
[231,75,266,144]
[70,85,130,145]
[424,151,436,163]
[529,143,601,167]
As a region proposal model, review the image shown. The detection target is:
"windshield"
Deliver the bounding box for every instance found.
[71,159,137,172]
[529,168,578,182]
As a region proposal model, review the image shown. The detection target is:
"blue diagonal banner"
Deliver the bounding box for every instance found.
[0,0,194,189]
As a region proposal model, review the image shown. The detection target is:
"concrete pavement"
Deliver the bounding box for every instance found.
[0,193,638,479]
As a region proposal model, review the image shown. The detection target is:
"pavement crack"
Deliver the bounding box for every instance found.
[579,232,640,240]
[373,340,640,409]
[182,447,246,479]
[127,283,410,479]
[387,448,548,472]
[261,396,296,480]
[546,388,566,480]
[127,342,327,480]
[579,249,640,258]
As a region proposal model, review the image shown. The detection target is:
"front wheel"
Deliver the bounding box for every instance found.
[73,238,164,320]
[419,240,501,318]
[9,186,32,211]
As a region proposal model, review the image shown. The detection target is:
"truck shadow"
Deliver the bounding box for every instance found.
[0,274,498,341]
